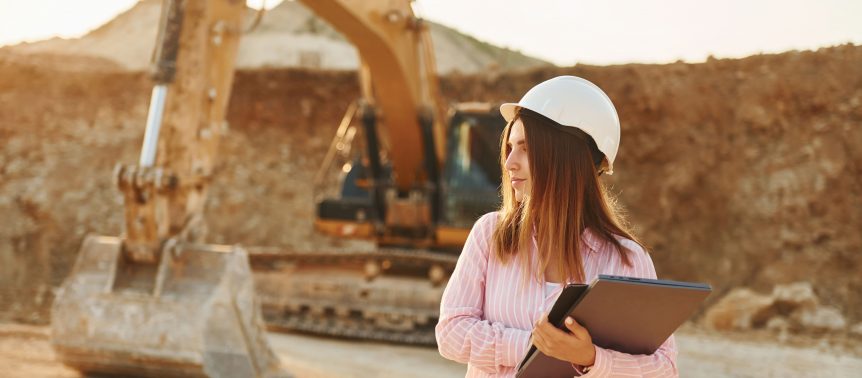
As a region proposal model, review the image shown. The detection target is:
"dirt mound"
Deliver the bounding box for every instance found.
[1,44,861,336]
[2,0,549,74]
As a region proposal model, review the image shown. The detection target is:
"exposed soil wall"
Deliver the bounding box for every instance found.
[1,45,860,330]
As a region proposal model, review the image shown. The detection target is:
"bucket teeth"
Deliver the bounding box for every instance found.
[51,235,287,377]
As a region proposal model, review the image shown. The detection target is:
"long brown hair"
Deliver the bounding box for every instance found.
[492,109,642,283]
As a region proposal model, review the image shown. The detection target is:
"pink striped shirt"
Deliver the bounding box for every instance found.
[436,212,678,377]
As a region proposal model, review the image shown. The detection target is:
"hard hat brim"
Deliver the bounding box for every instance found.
[499,103,520,123]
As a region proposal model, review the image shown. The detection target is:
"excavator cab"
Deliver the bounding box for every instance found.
[313,102,506,249]
[441,103,506,231]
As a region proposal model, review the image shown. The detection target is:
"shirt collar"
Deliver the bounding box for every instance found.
[581,227,605,254]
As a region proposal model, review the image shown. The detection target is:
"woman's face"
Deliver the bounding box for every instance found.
[505,119,530,202]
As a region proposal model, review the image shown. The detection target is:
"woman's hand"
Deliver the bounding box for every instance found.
[531,315,596,367]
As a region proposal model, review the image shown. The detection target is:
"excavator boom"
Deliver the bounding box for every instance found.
[301,0,447,190]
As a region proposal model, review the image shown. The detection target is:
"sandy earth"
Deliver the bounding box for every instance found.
[1,324,860,377]
[675,330,862,377]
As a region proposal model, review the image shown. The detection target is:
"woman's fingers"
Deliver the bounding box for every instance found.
[534,318,557,340]
[564,317,590,340]
[532,328,548,352]
[533,316,593,364]
[534,312,548,328]
[536,320,569,351]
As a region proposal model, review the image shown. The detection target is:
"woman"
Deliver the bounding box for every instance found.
[435,76,678,377]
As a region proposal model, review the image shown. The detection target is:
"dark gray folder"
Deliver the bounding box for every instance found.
[516,275,711,378]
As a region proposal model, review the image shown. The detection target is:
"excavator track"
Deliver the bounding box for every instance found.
[248,247,459,346]
[265,310,439,345]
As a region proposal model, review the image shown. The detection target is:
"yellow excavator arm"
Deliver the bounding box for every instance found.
[301,0,447,190]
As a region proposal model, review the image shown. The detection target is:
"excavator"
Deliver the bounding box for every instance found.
[51,0,505,376]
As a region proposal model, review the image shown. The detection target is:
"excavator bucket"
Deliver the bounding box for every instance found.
[51,235,286,378]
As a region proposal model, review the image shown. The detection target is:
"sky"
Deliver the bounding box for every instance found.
[0,0,860,66]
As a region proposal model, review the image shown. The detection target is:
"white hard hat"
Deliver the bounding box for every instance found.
[500,76,620,175]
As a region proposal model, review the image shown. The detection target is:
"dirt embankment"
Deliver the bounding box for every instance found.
[1,45,861,335]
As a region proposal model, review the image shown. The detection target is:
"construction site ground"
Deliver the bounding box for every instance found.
[2,323,861,377]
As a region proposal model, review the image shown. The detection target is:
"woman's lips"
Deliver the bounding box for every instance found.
[511,178,526,187]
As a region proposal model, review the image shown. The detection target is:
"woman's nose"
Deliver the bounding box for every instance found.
[505,151,517,171]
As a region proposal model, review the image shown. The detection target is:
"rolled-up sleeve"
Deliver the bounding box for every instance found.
[435,213,531,373]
